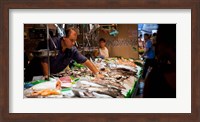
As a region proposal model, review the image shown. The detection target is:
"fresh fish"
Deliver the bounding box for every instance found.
[122,76,136,88]
[77,80,104,87]
[61,90,75,98]
[25,58,141,98]
[71,88,95,98]
[86,87,122,98]
[91,79,126,90]
[119,76,136,96]
[72,88,86,97]
[29,80,61,91]
[116,65,137,72]
[121,89,129,96]
[45,95,63,98]
[73,82,122,98]
[24,89,61,98]
[24,80,61,97]
[77,91,86,98]
[92,92,113,98]
[59,76,72,83]
[83,91,95,98]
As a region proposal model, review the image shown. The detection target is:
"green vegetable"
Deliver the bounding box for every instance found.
[71,78,80,84]
[74,78,80,82]
[73,62,85,68]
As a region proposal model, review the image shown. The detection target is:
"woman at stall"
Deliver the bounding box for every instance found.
[98,38,109,59]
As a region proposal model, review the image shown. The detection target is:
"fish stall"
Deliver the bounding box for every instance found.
[24,58,143,98]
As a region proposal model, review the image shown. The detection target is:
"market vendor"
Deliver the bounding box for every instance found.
[43,28,103,78]
[25,28,103,81]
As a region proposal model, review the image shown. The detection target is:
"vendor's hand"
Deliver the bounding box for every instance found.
[94,72,104,79]
[96,73,104,79]
[42,75,49,80]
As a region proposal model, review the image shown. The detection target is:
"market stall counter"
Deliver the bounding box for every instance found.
[24,58,143,98]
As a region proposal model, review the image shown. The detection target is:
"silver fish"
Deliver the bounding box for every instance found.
[91,79,126,90]
[92,92,112,98]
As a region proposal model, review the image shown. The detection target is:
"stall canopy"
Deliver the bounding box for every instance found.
[138,24,158,33]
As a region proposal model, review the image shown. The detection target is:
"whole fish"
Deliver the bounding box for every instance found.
[91,79,126,90]
[86,86,122,98]
[30,80,61,91]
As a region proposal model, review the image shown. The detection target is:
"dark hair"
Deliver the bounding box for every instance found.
[144,33,151,39]
[60,28,77,40]
[99,38,106,43]
[65,27,77,38]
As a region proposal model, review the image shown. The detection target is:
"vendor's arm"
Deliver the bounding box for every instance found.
[73,47,103,78]
[83,60,104,78]
[41,61,49,77]
[83,60,98,74]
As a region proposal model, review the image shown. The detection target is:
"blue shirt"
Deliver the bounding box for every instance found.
[145,40,155,59]
[45,37,87,73]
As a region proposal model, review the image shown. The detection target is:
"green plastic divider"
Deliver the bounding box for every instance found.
[61,88,72,92]
[125,79,138,98]
[30,79,47,85]
[134,61,143,67]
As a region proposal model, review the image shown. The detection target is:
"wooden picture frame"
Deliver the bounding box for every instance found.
[0,0,199,121]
